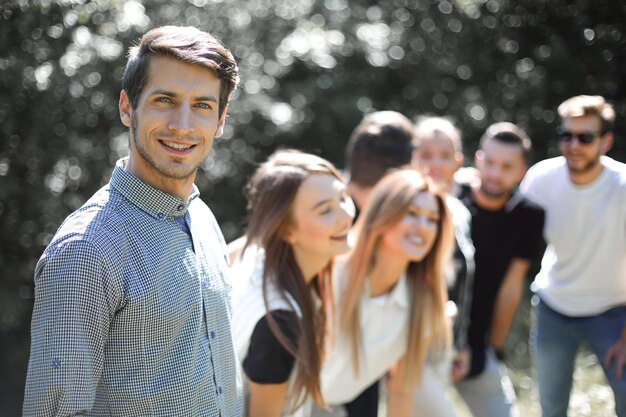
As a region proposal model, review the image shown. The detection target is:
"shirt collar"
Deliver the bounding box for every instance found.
[110,158,200,219]
[366,273,410,309]
[389,274,409,308]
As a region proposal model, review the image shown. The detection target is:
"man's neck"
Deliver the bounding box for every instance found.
[124,158,194,202]
[471,185,511,211]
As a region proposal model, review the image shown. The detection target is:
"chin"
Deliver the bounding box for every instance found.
[406,252,427,262]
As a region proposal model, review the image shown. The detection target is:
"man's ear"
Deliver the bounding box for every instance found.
[214,106,228,138]
[517,165,528,183]
[602,132,614,154]
[474,150,484,166]
[119,90,132,128]
[455,152,464,170]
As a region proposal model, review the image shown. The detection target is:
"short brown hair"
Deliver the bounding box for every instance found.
[122,26,239,118]
[479,122,533,163]
[345,111,414,188]
[558,95,615,133]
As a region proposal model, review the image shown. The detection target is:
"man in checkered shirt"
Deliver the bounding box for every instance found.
[23,26,242,416]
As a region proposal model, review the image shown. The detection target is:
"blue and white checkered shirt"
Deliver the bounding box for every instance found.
[23,158,243,416]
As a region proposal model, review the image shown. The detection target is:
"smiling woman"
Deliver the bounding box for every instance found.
[229,149,355,417]
[320,169,455,417]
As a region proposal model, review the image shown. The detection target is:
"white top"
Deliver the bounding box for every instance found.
[520,156,626,316]
[230,246,310,417]
[231,245,301,361]
[320,262,410,404]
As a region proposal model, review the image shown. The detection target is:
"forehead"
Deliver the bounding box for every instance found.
[294,173,343,206]
[562,115,602,132]
[143,54,221,96]
[416,134,456,155]
[482,138,525,163]
[410,191,438,211]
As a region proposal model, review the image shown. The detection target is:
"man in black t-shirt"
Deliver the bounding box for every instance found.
[455,123,545,417]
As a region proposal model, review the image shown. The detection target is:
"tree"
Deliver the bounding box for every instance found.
[1,0,624,414]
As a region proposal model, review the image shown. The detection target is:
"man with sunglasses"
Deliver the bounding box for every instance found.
[521,95,626,417]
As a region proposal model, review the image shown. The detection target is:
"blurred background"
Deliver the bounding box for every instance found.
[1,0,625,415]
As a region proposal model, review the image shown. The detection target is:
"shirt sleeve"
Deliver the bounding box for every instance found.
[243,310,299,384]
[514,205,546,261]
[23,240,119,417]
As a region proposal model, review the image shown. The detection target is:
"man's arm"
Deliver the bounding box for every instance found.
[23,240,116,416]
[489,257,530,353]
[604,325,626,379]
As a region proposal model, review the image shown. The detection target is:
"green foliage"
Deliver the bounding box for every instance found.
[1,0,625,413]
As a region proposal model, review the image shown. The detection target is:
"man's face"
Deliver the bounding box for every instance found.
[475,138,526,199]
[119,54,225,187]
[559,115,610,175]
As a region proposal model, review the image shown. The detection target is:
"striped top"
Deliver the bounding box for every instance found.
[231,245,312,417]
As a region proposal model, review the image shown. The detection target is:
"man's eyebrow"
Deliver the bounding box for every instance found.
[149,89,218,102]
[195,95,218,103]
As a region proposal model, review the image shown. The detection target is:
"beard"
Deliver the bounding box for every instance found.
[479,182,510,200]
[565,153,601,175]
[130,114,199,181]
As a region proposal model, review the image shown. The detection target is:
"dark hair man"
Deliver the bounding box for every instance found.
[320,110,414,417]
[23,26,241,416]
[520,95,626,417]
[456,122,545,417]
[344,110,414,211]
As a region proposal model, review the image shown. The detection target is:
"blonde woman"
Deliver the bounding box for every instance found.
[230,150,355,417]
[320,169,455,417]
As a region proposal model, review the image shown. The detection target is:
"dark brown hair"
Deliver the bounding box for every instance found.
[345,111,414,188]
[243,150,345,410]
[122,26,239,118]
[479,122,533,163]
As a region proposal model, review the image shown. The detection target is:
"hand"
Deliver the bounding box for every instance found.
[604,336,626,380]
[451,347,471,381]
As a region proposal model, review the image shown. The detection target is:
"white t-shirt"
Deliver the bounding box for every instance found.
[320,260,411,404]
[520,156,626,316]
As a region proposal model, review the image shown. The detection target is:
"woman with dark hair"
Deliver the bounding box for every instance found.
[320,168,455,417]
[230,150,355,417]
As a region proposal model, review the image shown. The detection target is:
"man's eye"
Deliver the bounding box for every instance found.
[157,97,172,103]
[196,102,211,109]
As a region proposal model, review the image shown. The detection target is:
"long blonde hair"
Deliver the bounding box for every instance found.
[340,168,454,384]
[243,149,344,409]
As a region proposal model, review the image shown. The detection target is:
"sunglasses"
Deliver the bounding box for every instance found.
[557,127,601,145]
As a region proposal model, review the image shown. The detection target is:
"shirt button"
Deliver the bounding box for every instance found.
[51,358,62,368]
[217,386,223,395]
[202,281,209,289]
[210,330,216,339]
[157,212,165,220]
[177,204,185,211]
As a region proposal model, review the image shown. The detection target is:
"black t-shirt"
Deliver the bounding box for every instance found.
[243,309,300,384]
[459,186,545,376]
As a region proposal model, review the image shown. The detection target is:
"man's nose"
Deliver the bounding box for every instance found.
[168,106,194,135]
